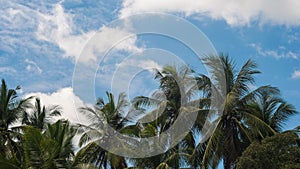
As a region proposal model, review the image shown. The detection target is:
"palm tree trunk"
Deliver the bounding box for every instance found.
[224,118,233,169]
[175,144,180,169]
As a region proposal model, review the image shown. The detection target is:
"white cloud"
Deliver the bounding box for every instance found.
[77,26,143,64]
[24,87,87,125]
[1,1,142,65]
[120,0,300,26]
[24,87,95,149]
[36,3,96,60]
[292,70,300,79]
[116,59,163,73]
[250,43,298,59]
[36,3,142,63]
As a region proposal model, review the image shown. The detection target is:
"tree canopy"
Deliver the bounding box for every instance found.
[0,55,299,169]
[236,131,300,169]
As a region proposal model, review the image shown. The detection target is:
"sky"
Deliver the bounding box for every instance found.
[1,0,300,163]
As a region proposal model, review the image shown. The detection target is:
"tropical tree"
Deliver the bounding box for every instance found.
[130,65,201,168]
[0,79,31,159]
[236,130,300,169]
[0,52,298,169]
[0,120,78,169]
[246,89,298,134]
[76,92,129,169]
[191,55,298,169]
[21,97,61,130]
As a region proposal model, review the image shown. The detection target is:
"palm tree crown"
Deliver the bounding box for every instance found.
[193,55,298,169]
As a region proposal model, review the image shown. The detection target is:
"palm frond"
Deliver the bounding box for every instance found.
[232,59,260,96]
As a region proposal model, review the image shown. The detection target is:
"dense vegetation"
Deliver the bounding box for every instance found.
[0,55,299,169]
[236,131,300,169]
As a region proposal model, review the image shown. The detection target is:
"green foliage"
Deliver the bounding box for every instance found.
[0,79,31,159]
[0,54,299,169]
[22,97,61,130]
[21,120,77,169]
[236,132,300,169]
[77,92,128,169]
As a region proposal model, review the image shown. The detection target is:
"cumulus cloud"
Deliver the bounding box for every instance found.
[120,0,300,26]
[292,70,300,79]
[24,87,98,149]
[24,87,87,125]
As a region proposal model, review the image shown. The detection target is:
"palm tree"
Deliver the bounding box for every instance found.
[0,79,31,158]
[76,92,129,169]
[130,65,200,168]
[0,119,78,169]
[21,97,61,130]
[246,89,298,134]
[192,54,298,169]
[43,120,77,168]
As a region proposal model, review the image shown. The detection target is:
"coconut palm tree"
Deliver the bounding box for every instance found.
[0,79,31,158]
[246,89,298,134]
[191,54,298,169]
[76,92,129,169]
[44,119,77,168]
[130,65,201,168]
[21,97,61,130]
[0,119,79,169]
[0,118,102,169]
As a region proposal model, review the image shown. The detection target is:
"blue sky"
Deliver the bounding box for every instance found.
[1,0,300,156]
